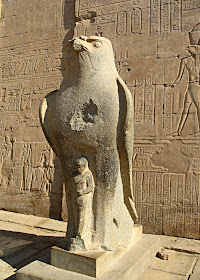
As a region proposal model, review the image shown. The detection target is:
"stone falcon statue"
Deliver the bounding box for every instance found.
[39,36,138,250]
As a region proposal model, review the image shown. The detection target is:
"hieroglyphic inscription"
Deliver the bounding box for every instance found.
[150,0,160,35]
[134,170,199,237]
[163,89,173,133]
[192,173,199,206]
[134,74,156,125]
[161,0,170,34]
[171,0,182,32]
[131,8,142,34]
[1,52,62,80]
[170,205,177,234]
[144,73,155,125]
[150,0,182,34]
[78,0,129,11]
[191,207,199,237]
[184,173,192,206]
[94,13,116,24]
[182,0,200,10]
[116,11,127,35]
[184,207,192,234]
[134,80,144,123]
[149,172,156,204]
[171,174,178,205]
[155,205,162,234]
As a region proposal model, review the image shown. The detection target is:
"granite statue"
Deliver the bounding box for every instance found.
[39,36,137,250]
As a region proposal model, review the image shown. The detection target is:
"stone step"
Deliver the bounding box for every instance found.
[0,236,33,257]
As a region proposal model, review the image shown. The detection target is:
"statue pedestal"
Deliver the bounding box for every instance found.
[16,232,161,280]
[51,224,142,278]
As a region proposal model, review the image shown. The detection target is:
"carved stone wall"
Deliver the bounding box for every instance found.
[1,0,200,238]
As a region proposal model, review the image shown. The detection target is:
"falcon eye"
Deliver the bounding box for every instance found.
[93,41,103,48]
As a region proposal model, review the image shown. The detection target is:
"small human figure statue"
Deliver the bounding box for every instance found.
[165,23,200,136]
[71,157,95,250]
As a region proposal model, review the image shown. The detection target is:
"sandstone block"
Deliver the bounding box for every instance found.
[157,249,175,260]
[139,269,188,280]
[0,236,33,257]
[150,251,197,277]
[51,224,142,277]
[16,235,161,280]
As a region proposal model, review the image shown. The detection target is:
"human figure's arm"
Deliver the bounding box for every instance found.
[165,58,187,87]
[83,173,94,195]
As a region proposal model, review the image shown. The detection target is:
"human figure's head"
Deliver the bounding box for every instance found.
[5,136,10,143]
[189,23,200,45]
[187,23,200,57]
[76,157,88,174]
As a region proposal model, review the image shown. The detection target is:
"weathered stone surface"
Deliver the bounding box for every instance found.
[0,236,33,257]
[0,259,16,280]
[0,210,66,236]
[51,225,142,277]
[0,0,200,239]
[150,252,197,277]
[139,269,188,280]
[16,261,94,280]
[189,275,200,280]
[170,239,200,255]
[16,235,161,280]
[157,249,174,260]
[158,235,200,255]
[51,247,115,277]
[193,259,200,274]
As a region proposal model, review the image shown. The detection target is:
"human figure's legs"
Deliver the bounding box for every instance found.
[177,97,192,135]
[196,103,200,132]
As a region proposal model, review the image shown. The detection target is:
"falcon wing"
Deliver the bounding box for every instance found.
[39,90,58,156]
[117,76,138,222]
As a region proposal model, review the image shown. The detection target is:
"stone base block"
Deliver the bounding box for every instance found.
[51,224,142,277]
[16,234,161,280]
[51,247,123,278]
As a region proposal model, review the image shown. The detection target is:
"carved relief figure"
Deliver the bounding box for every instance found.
[0,136,15,189]
[37,145,54,196]
[40,36,137,250]
[166,23,200,135]
[70,157,95,250]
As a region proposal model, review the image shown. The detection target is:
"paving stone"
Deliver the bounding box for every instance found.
[193,259,200,274]
[5,247,40,267]
[150,251,197,277]
[0,221,65,237]
[16,261,94,280]
[36,219,66,233]
[189,275,200,280]
[0,259,16,280]
[139,268,187,280]
[16,235,161,280]
[0,210,46,227]
[0,210,67,236]
[0,271,16,280]
[171,239,200,255]
[153,235,178,249]
[0,236,33,257]
[99,235,161,280]
[157,234,200,255]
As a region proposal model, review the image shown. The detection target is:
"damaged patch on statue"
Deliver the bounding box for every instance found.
[70,99,98,131]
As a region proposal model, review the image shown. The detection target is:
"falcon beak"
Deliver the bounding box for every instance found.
[66,37,92,52]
